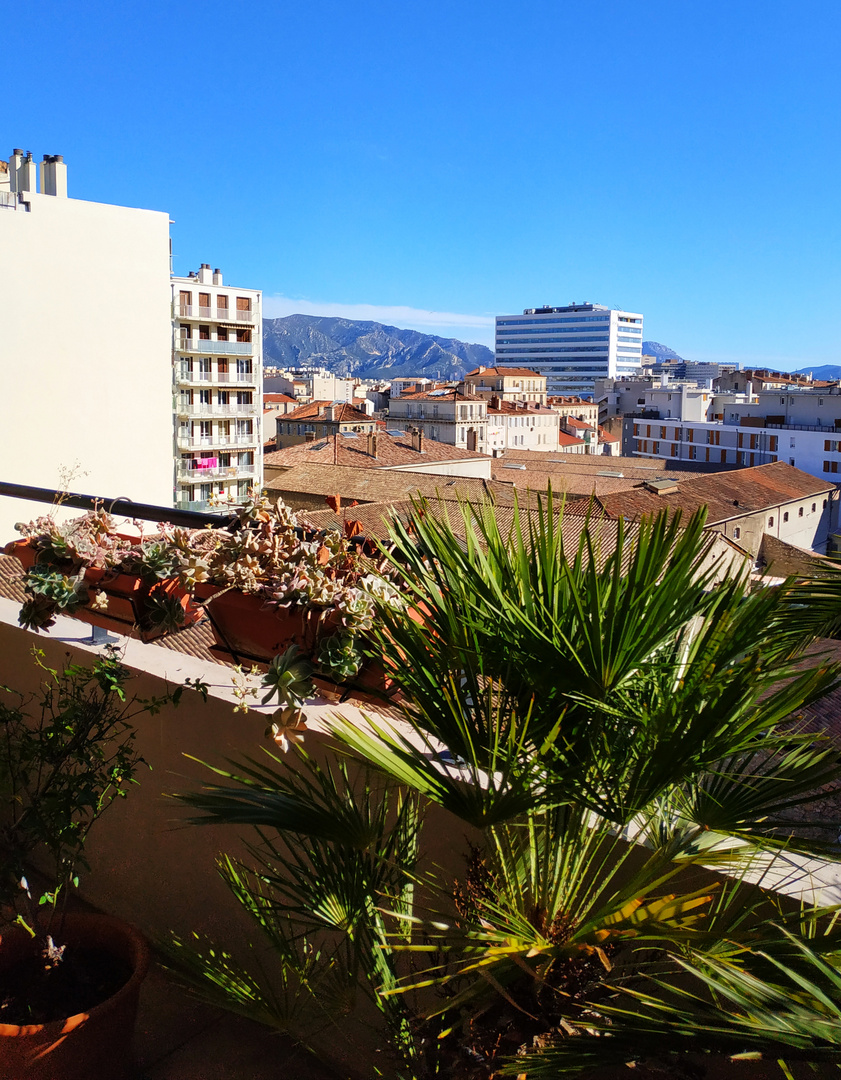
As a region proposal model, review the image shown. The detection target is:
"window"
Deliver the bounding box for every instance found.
[236,296,252,313]
[217,327,229,341]
[780,397,786,405]
[825,440,840,452]
[768,516,774,527]
[789,437,796,448]
[733,527,741,540]
[790,458,795,466]
[218,390,229,405]
[198,389,210,405]
[812,503,816,512]
[198,293,211,313]
[199,325,210,340]
[783,512,789,522]
[799,507,804,517]
[820,398,824,406]
[769,435,778,451]
[217,294,229,312]
[824,461,839,474]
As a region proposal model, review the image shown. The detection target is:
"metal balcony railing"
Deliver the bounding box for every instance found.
[176,306,258,323]
[176,339,253,356]
[176,434,257,450]
[176,403,258,418]
[176,465,255,482]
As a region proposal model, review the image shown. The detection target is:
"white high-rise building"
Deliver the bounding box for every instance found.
[172,267,262,510]
[494,303,644,397]
[0,148,174,536]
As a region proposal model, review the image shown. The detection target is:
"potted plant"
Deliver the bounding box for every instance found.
[6,510,204,641]
[160,495,408,698]
[0,646,202,1079]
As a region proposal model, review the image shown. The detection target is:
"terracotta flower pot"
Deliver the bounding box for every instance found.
[0,913,149,1080]
[198,587,320,664]
[3,539,39,571]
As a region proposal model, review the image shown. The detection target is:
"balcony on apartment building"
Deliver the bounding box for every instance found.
[176,463,256,482]
[176,402,259,418]
[176,304,258,323]
[175,366,257,386]
[176,338,253,356]
[176,433,258,450]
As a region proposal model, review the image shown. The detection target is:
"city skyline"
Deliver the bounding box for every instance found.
[7,0,840,371]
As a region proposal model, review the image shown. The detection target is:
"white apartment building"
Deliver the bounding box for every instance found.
[631,385,841,483]
[173,267,262,510]
[486,400,560,454]
[463,366,548,405]
[495,303,644,397]
[264,368,357,403]
[387,389,488,452]
[0,148,173,537]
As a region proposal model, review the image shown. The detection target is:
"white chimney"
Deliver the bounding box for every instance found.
[198,263,213,284]
[8,149,24,193]
[18,152,37,194]
[40,154,67,197]
[212,268,223,285]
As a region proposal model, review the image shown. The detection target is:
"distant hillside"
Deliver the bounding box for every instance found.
[792,365,841,380]
[262,315,493,381]
[642,341,685,363]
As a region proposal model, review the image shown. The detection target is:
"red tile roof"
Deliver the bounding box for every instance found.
[263,393,298,404]
[282,400,372,424]
[264,431,491,470]
[398,389,483,403]
[595,462,834,523]
[558,432,585,447]
[487,401,556,415]
[466,366,543,379]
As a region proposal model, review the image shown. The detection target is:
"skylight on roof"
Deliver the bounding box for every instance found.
[427,389,449,396]
[385,429,405,437]
[343,432,359,439]
[502,464,527,470]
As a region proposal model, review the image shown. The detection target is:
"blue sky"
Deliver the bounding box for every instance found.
[7,0,840,368]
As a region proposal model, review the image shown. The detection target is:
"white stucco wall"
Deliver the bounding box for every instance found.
[0,191,173,536]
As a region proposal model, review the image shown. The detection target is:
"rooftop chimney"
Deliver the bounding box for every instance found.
[305,431,316,443]
[213,268,223,285]
[198,264,213,284]
[411,427,425,453]
[39,154,67,197]
[367,431,378,458]
[17,152,37,195]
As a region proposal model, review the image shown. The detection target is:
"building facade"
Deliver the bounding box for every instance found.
[630,386,841,483]
[173,266,263,510]
[485,400,560,454]
[0,148,174,537]
[463,366,548,405]
[275,401,377,448]
[387,389,488,452]
[494,303,644,397]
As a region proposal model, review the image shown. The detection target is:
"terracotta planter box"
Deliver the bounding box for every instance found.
[0,913,149,1080]
[4,541,203,643]
[196,585,323,665]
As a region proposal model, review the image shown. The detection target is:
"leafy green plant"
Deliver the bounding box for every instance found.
[142,587,187,633]
[18,567,90,631]
[166,496,841,1076]
[0,647,204,949]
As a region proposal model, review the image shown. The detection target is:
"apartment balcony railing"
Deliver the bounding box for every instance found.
[176,434,258,450]
[176,306,258,324]
[175,368,257,385]
[176,465,256,482]
[176,339,253,356]
[175,403,259,418]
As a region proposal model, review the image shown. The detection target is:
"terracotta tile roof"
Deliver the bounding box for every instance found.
[558,432,585,447]
[596,462,835,523]
[487,401,556,415]
[263,393,298,404]
[264,431,491,471]
[564,418,595,431]
[598,426,620,442]
[466,366,542,379]
[282,400,372,424]
[398,389,483,403]
[265,464,513,505]
[548,395,592,405]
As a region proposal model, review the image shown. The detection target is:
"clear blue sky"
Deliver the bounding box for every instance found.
[7,0,840,368]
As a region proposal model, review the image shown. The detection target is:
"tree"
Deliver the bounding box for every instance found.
[169,497,841,1077]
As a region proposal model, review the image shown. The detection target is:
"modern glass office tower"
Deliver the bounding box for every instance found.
[494,303,643,397]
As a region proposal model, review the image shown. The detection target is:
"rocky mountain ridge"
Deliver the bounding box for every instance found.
[262,315,493,381]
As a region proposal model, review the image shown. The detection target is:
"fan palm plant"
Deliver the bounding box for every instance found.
[168,496,841,1077]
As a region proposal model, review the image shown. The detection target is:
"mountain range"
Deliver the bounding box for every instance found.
[792,365,841,380]
[261,316,686,381]
[262,315,493,381]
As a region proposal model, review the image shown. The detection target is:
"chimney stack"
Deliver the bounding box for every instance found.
[411,427,425,453]
[198,264,213,284]
[305,431,316,443]
[367,431,378,458]
[213,268,223,285]
[8,150,24,193]
[17,152,37,195]
[39,154,67,197]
